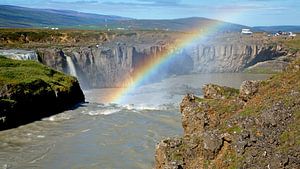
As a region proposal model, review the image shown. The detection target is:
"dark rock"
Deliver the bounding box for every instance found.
[202,131,223,159]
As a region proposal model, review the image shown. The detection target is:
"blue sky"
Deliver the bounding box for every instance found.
[1,0,300,26]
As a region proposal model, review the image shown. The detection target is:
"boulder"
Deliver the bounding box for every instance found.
[239,80,261,101]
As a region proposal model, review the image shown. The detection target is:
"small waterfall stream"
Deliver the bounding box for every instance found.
[0,49,38,61]
[66,56,78,77]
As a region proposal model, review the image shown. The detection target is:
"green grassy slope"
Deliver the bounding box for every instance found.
[0,56,84,130]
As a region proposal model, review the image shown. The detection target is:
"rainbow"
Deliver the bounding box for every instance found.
[106,12,242,104]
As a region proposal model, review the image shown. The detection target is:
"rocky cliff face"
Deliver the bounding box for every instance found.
[36,34,289,89]
[37,44,193,88]
[188,34,289,73]
[155,55,300,168]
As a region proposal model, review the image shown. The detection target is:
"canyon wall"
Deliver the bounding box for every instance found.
[37,44,193,88]
[189,43,285,72]
[36,37,286,88]
[1,33,289,89]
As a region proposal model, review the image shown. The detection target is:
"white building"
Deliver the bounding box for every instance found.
[241,29,253,35]
[289,32,297,37]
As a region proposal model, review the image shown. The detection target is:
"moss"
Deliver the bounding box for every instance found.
[278,110,300,152]
[244,67,279,74]
[239,107,259,117]
[223,150,244,169]
[221,87,239,99]
[204,160,210,169]
[0,56,84,130]
[0,56,75,90]
[281,38,300,51]
[227,125,242,134]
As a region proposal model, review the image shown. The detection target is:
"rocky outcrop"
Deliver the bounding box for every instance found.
[155,58,300,168]
[0,57,85,130]
[239,80,261,101]
[203,84,239,99]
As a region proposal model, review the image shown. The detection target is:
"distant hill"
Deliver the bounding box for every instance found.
[0,5,128,28]
[254,26,300,33]
[104,17,251,32]
[0,5,250,32]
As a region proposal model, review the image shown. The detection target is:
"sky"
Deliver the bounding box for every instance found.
[1,0,300,26]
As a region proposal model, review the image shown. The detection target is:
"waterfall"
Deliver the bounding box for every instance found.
[66,56,78,77]
[0,49,38,61]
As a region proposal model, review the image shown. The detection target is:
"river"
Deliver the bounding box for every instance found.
[0,73,271,169]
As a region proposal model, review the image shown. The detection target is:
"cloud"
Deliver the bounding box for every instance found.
[136,0,181,5]
[73,0,98,3]
[101,0,186,7]
[48,0,99,4]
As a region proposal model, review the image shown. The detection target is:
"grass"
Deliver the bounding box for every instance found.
[278,110,300,152]
[0,28,183,49]
[244,67,279,74]
[281,38,300,51]
[0,56,76,91]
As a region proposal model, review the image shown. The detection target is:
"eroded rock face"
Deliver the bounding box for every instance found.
[37,44,193,88]
[36,34,288,89]
[189,43,285,73]
[155,61,300,169]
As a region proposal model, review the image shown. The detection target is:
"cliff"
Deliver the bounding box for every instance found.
[155,55,300,168]
[189,42,285,72]
[0,56,85,130]
[0,30,297,88]
[35,33,293,88]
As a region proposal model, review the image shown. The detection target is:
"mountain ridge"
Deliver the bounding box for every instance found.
[0,5,249,31]
[1,5,299,32]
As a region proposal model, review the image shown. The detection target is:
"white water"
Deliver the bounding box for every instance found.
[0,73,271,169]
[66,56,78,77]
[0,49,38,61]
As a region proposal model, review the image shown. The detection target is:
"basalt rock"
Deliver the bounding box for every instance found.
[35,33,289,89]
[155,56,300,169]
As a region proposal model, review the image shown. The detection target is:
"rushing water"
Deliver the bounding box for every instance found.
[0,73,271,169]
[66,56,78,77]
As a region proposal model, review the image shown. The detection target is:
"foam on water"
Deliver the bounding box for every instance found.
[86,108,121,116]
[121,103,177,111]
[43,113,72,122]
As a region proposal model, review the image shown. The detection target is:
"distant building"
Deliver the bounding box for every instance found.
[241,29,253,35]
[289,32,297,37]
